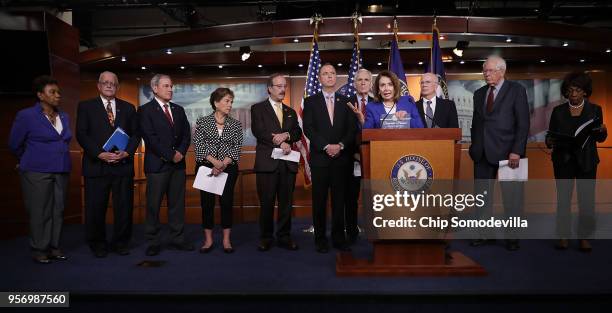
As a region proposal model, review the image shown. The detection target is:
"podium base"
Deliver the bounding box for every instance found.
[336,251,487,277]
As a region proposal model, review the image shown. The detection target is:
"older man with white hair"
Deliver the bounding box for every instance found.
[416,73,459,128]
[469,55,530,251]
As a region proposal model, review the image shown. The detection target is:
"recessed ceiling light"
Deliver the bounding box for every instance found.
[224,43,232,48]
[506,38,512,43]
[293,38,299,43]
[377,62,382,66]
[337,63,342,67]
[298,64,304,68]
[418,61,424,65]
[439,35,445,40]
[460,60,465,64]
[366,36,373,40]
[141,66,146,70]
[257,64,263,68]
[180,66,185,69]
[218,65,223,69]
[540,59,546,63]
[606,48,611,53]
[121,56,126,62]
[166,49,172,55]
[580,59,585,63]
[563,42,569,47]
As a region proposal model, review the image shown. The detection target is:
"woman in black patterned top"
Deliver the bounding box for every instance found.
[193,88,243,254]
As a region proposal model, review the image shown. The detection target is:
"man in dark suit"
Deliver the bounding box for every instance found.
[76,71,140,257]
[303,63,357,253]
[345,68,373,244]
[416,73,459,128]
[469,56,530,251]
[139,74,193,256]
[251,73,303,252]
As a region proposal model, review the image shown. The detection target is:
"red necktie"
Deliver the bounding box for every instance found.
[106,100,115,127]
[163,104,174,126]
[486,86,495,113]
[360,97,366,116]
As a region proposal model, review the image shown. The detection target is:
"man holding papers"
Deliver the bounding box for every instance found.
[251,73,302,252]
[139,74,193,256]
[469,56,530,251]
[76,71,140,257]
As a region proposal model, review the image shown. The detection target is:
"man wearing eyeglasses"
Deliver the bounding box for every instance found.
[76,71,141,257]
[469,55,530,251]
[251,73,303,251]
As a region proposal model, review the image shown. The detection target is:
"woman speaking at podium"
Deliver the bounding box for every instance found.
[363,70,423,129]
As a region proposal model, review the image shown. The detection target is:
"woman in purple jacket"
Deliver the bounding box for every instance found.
[8,76,72,264]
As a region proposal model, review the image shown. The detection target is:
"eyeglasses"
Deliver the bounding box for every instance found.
[98,81,118,87]
[272,84,287,89]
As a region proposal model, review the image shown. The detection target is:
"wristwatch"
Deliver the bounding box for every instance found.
[339,142,345,150]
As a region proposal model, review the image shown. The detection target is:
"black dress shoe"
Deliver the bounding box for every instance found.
[199,244,214,254]
[33,255,51,264]
[92,247,108,258]
[333,243,351,252]
[277,239,299,251]
[145,245,161,256]
[257,239,272,252]
[113,245,130,256]
[169,241,195,251]
[49,249,68,261]
[316,243,329,254]
[223,247,235,254]
[505,240,520,251]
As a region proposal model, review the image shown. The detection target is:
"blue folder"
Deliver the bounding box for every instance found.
[102,127,129,152]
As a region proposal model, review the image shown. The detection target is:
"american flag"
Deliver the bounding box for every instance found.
[426,25,449,99]
[339,37,362,97]
[295,39,322,186]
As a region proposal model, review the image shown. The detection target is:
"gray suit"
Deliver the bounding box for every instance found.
[470,79,530,240]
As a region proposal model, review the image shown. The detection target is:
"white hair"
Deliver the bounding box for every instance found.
[422,72,439,84]
[150,74,171,89]
[98,71,118,83]
[484,55,507,71]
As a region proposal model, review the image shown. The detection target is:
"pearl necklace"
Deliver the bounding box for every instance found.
[569,101,584,109]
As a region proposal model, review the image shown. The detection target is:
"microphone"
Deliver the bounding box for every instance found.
[379,103,396,128]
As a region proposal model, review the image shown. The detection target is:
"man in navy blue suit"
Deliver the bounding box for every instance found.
[469,56,530,251]
[76,71,140,257]
[139,74,193,256]
[303,63,357,253]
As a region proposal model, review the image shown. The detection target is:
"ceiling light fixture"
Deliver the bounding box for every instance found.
[240,46,252,61]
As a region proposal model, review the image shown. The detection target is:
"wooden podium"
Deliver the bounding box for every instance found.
[335,128,486,276]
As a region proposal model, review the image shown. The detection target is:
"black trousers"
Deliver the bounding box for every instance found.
[84,175,134,248]
[311,163,349,246]
[145,168,186,245]
[256,161,296,241]
[473,160,524,239]
[554,162,597,238]
[200,163,238,229]
[345,167,360,240]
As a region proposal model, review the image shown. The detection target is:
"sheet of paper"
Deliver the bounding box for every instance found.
[193,166,228,195]
[271,148,300,163]
[353,161,362,177]
[498,158,528,181]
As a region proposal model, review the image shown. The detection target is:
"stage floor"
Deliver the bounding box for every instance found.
[2,220,611,296]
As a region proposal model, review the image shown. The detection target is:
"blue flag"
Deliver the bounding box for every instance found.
[338,36,362,97]
[426,25,449,99]
[388,36,414,102]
